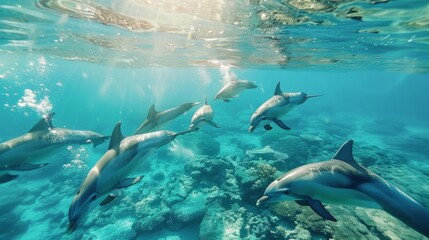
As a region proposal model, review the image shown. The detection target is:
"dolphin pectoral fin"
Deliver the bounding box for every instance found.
[100,194,117,206]
[272,119,291,130]
[264,124,273,131]
[115,176,144,189]
[301,198,337,222]
[0,174,18,183]
[208,120,220,128]
[223,99,231,102]
[10,163,49,171]
[295,200,308,206]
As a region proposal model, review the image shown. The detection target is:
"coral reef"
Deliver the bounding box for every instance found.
[168,192,208,231]
[7,113,428,240]
[199,204,225,240]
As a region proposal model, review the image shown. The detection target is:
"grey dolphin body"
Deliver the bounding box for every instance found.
[189,97,220,130]
[214,79,257,102]
[257,140,429,238]
[68,123,194,231]
[0,113,109,183]
[248,82,321,132]
[135,102,200,134]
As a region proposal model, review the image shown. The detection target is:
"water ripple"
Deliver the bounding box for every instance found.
[0,0,427,72]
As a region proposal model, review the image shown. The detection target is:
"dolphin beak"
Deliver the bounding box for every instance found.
[67,220,78,233]
[306,94,323,99]
[68,193,91,232]
[68,198,81,232]
[248,125,255,132]
[256,195,269,207]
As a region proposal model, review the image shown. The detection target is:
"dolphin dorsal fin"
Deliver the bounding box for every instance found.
[204,96,208,105]
[147,105,157,120]
[332,140,365,171]
[274,82,282,96]
[108,122,125,150]
[28,113,55,132]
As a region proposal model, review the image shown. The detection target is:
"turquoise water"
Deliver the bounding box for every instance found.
[1,1,429,239]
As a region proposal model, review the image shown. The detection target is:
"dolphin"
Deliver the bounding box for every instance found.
[0,113,109,183]
[256,140,429,238]
[214,79,257,102]
[189,97,220,130]
[135,102,200,134]
[248,82,321,132]
[68,122,195,231]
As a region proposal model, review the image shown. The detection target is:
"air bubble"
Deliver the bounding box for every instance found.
[260,13,270,21]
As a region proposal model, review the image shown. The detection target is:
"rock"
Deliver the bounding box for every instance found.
[92,218,136,239]
[163,175,194,205]
[168,193,208,231]
[152,171,165,182]
[133,208,171,233]
[132,195,172,233]
[178,131,220,156]
[199,205,225,240]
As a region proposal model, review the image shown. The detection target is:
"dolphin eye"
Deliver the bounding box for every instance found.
[76,190,80,195]
[91,195,97,201]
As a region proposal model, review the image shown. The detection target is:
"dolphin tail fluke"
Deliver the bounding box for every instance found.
[306,94,323,99]
[0,174,18,184]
